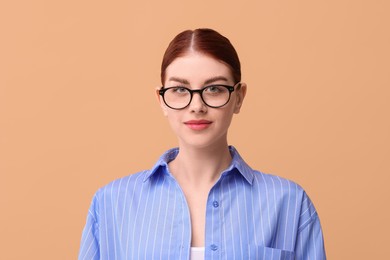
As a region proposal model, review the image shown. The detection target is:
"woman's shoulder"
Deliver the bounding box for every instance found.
[90,148,174,201]
[93,170,150,199]
[231,146,305,195]
[250,170,314,206]
[252,170,304,193]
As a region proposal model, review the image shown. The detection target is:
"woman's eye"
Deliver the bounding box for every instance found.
[172,87,188,93]
[205,86,223,93]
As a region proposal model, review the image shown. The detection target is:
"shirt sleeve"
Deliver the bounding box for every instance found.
[78,194,100,260]
[294,192,326,260]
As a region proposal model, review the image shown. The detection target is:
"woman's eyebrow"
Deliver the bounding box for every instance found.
[168,77,190,84]
[168,76,229,85]
[204,76,229,85]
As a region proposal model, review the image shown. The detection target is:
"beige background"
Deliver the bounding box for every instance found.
[1,0,389,259]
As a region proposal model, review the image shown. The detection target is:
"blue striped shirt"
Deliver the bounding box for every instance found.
[79,146,326,259]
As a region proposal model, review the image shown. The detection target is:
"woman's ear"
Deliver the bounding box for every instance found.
[234,82,247,114]
[155,87,168,116]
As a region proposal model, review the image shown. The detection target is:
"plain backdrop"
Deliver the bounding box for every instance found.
[1,0,389,259]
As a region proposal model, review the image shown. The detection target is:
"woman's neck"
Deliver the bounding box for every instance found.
[169,143,232,185]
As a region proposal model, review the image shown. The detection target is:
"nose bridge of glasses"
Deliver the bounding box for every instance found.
[189,88,207,105]
[190,88,204,96]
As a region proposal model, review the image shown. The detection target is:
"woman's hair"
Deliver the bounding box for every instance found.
[161,28,241,85]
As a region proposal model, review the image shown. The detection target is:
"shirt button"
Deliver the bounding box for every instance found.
[210,244,218,251]
[212,201,219,208]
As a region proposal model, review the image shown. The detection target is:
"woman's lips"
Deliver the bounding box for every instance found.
[184,120,212,130]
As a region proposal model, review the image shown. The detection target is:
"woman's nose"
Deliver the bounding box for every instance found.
[189,92,207,113]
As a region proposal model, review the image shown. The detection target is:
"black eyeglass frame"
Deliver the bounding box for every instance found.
[159,82,241,110]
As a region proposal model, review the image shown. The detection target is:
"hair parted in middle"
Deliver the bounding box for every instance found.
[161,28,241,85]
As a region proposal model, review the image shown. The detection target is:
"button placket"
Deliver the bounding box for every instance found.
[205,182,222,258]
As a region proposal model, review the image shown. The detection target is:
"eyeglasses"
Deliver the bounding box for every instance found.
[159,82,241,110]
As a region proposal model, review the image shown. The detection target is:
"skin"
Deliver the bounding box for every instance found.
[156,51,247,247]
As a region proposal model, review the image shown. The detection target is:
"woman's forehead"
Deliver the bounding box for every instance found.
[165,53,234,84]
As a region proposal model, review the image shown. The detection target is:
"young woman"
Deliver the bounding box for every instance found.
[79,28,326,260]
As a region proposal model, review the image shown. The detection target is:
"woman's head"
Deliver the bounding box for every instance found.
[157,29,247,149]
[161,28,241,85]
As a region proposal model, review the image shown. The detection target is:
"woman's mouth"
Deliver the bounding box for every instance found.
[184,120,212,130]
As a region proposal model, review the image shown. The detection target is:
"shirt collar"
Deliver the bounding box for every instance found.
[143,146,254,185]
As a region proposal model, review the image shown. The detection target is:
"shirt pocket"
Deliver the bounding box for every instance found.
[248,244,295,260]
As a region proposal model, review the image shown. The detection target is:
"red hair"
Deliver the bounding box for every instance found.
[161,28,241,85]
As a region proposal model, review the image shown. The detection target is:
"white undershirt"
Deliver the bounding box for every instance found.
[190,247,205,260]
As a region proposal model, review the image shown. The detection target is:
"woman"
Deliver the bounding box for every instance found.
[79,28,326,260]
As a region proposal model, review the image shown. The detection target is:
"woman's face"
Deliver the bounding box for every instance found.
[157,52,246,150]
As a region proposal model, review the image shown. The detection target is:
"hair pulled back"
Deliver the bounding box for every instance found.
[161,28,241,85]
